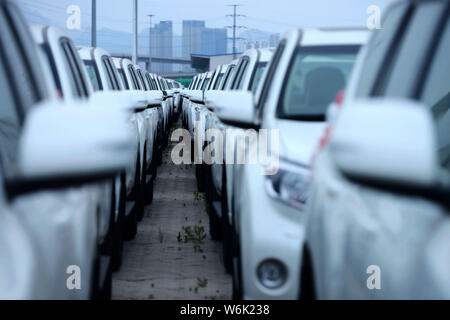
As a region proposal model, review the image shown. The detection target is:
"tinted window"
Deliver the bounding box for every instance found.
[356,3,409,97]
[221,66,235,90]
[214,73,224,90]
[233,59,249,90]
[249,62,268,93]
[0,10,39,114]
[128,65,140,89]
[118,68,129,89]
[379,1,443,98]
[202,77,211,90]
[0,50,21,179]
[420,17,450,175]
[257,40,286,119]
[278,45,360,120]
[84,60,102,91]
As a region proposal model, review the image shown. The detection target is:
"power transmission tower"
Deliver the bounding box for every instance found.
[91,0,96,47]
[147,14,155,71]
[226,4,246,58]
[132,0,138,64]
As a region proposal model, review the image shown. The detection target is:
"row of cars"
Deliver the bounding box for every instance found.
[0,0,181,299]
[181,0,450,300]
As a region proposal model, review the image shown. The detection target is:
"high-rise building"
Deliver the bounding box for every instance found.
[182,20,228,71]
[201,28,227,56]
[182,20,205,58]
[150,21,173,73]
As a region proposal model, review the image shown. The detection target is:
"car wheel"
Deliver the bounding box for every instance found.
[221,167,233,273]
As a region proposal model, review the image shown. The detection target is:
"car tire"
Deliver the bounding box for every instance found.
[221,167,233,274]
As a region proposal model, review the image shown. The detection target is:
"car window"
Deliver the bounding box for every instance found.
[136,69,148,90]
[378,1,444,98]
[257,40,286,120]
[278,45,360,121]
[5,4,46,104]
[0,49,21,179]
[234,58,249,90]
[128,65,140,90]
[420,16,450,175]
[59,41,82,97]
[249,62,268,94]
[106,57,121,90]
[202,77,211,90]
[355,2,409,97]
[84,60,102,91]
[0,10,40,115]
[145,73,154,90]
[221,66,235,90]
[214,73,224,90]
[40,44,63,96]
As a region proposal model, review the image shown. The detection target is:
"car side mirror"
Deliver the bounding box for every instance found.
[205,90,255,128]
[5,100,133,199]
[330,98,438,188]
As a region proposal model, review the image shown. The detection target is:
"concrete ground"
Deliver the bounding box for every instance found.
[112,128,232,300]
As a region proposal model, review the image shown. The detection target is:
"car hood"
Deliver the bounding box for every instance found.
[276,119,326,166]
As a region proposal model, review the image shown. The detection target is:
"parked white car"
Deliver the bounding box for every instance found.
[204,49,273,269]
[30,24,135,296]
[0,2,133,300]
[208,29,367,299]
[79,50,155,229]
[302,0,450,300]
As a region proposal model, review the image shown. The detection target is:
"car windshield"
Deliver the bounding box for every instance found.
[83,60,101,91]
[250,62,268,93]
[278,45,360,121]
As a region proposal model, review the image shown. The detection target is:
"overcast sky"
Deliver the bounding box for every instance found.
[17,0,394,35]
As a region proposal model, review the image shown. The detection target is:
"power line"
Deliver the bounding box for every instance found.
[226,4,246,58]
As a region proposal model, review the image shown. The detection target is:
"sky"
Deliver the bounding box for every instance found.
[17,0,395,36]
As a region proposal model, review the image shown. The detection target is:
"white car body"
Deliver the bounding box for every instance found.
[80,51,143,199]
[303,0,450,300]
[230,29,368,299]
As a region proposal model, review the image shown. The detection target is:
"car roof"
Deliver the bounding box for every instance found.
[300,28,369,46]
[30,24,71,45]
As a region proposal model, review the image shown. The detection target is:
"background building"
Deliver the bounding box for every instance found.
[150,20,173,73]
[201,28,227,55]
[182,20,227,71]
